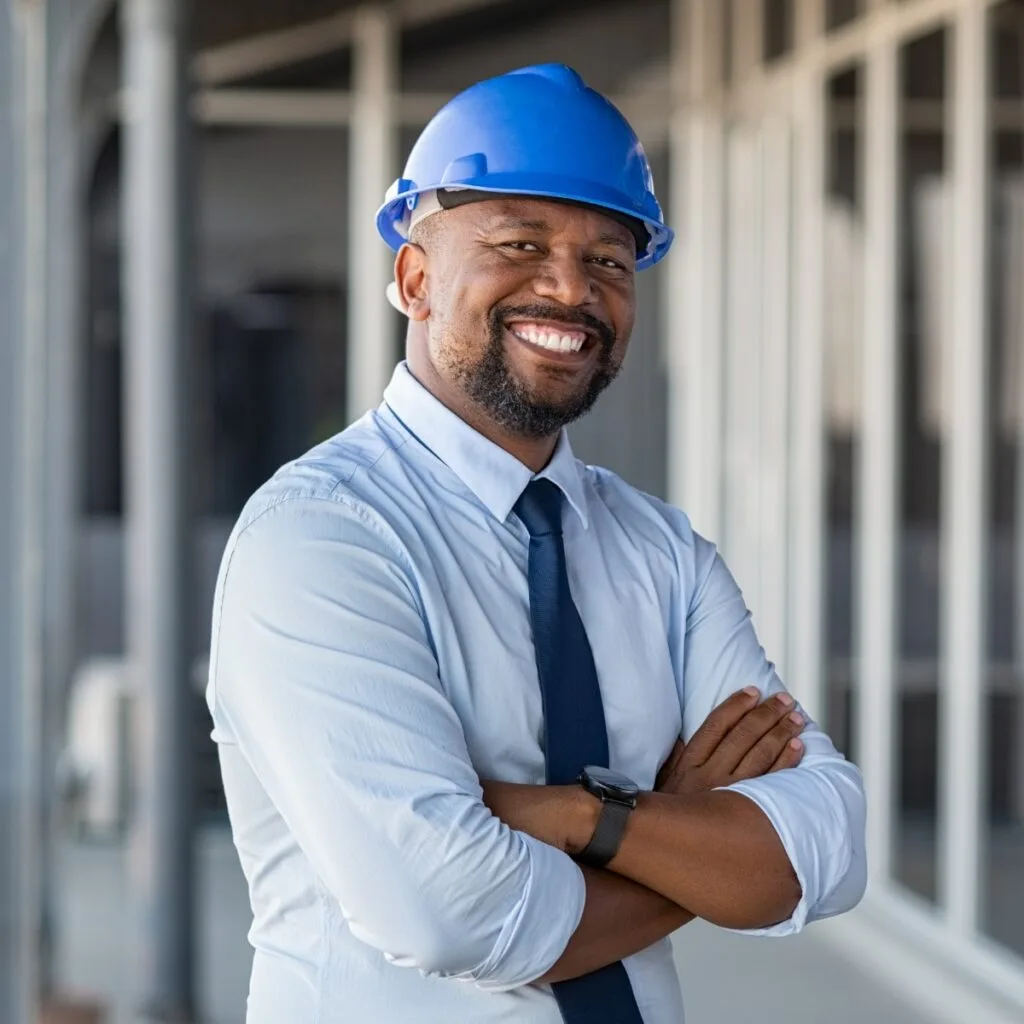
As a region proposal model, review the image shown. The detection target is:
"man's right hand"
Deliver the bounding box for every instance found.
[655,688,805,796]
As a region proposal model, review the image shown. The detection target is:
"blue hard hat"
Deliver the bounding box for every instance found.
[376,64,673,270]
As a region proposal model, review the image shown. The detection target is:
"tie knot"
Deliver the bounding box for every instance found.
[514,479,564,537]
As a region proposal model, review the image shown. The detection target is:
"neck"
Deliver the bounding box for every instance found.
[406,353,558,473]
[458,405,559,473]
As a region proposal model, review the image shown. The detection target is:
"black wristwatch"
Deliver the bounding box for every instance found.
[576,765,639,868]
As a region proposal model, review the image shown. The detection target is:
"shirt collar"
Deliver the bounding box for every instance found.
[381,362,589,529]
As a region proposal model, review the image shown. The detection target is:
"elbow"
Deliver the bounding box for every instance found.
[824,839,868,919]
[776,864,803,923]
[847,855,868,912]
[815,772,869,919]
[373,912,526,988]
[375,919,490,980]
[342,828,583,989]
[709,862,803,931]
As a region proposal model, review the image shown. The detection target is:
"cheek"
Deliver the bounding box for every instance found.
[608,293,636,348]
[428,301,492,365]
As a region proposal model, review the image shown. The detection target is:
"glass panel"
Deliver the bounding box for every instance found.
[84,132,123,517]
[825,65,864,759]
[893,28,949,906]
[984,0,1024,960]
[764,0,794,62]
[826,0,862,32]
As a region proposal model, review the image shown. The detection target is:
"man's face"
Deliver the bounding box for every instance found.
[404,197,638,439]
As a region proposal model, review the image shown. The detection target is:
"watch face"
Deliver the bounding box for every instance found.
[581,765,639,801]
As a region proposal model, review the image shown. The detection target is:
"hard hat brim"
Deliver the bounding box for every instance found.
[377,178,673,270]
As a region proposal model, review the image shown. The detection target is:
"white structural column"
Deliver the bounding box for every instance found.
[723,1,767,617]
[787,0,827,720]
[667,0,725,538]
[121,0,196,1018]
[757,115,792,673]
[347,4,397,423]
[858,12,901,888]
[939,0,989,936]
[722,123,765,603]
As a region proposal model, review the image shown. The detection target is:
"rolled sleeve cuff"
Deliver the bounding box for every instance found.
[718,771,853,937]
[470,834,586,991]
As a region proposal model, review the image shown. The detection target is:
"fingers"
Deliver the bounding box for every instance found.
[682,686,761,765]
[767,736,805,774]
[656,737,686,790]
[707,692,799,774]
[732,710,805,779]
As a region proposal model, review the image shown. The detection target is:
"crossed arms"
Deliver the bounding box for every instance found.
[210,495,867,991]
[484,687,811,983]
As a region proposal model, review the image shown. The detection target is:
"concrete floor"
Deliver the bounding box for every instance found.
[56,828,937,1024]
[672,920,932,1024]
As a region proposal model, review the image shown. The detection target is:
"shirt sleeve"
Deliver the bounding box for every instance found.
[207,493,585,989]
[680,531,868,936]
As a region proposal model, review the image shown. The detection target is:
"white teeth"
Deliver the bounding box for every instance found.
[511,326,586,353]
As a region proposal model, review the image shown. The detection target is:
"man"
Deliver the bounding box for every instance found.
[207,64,866,1023]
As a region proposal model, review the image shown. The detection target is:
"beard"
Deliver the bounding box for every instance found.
[445,303,622,439]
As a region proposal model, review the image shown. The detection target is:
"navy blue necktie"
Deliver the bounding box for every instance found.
[514,479,644,1024]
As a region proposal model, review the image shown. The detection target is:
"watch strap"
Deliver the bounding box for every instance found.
[577,799,632,869]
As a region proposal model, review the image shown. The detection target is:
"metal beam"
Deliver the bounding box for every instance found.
[787,0,827,722]
[346,5,398,423]
[939,0,988,939]
[1,0,44,1020]
[22,0,57,1002]
[193,9,356,86]
[857,5,900,889]
[193,0,502,87]
[722,123,766,605]
[758,116,792,675]
[121,0,196,1018]
[193,87,355,125]
[190,87,674,136]
[667,0,724,534]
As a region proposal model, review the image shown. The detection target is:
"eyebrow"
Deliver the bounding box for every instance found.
[486,217,551,233]
[484,218,635,254]
[597,232,635,255]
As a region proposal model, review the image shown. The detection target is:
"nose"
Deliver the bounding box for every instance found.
[531,250,596,308]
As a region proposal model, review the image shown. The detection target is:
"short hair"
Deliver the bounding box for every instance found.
[409,210,450,253]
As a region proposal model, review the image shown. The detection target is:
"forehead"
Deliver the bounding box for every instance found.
[452,196,635,249]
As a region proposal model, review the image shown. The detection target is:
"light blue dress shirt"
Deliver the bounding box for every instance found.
[207,361,867,1024]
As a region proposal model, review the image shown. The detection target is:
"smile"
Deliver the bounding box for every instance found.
[507,320,588,354]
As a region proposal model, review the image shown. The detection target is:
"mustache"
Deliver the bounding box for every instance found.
[494,303,615,350]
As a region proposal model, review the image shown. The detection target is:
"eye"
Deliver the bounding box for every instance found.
[499,240,543,253]
[588,255,628,271]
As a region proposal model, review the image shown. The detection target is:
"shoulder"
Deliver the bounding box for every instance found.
[223,410,415,571]
[580,462,719,592]
[581,463,696,546]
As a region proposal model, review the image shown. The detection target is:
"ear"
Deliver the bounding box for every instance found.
[394,243,431,322]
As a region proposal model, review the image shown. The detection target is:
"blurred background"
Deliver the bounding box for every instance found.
[2,0,1024,1021]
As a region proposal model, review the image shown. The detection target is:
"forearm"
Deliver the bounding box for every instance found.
[482,780,799,931]
[605,789,801,930]
[538,867,693,984]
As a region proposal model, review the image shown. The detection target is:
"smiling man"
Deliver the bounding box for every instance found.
[207,65,866,1024]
